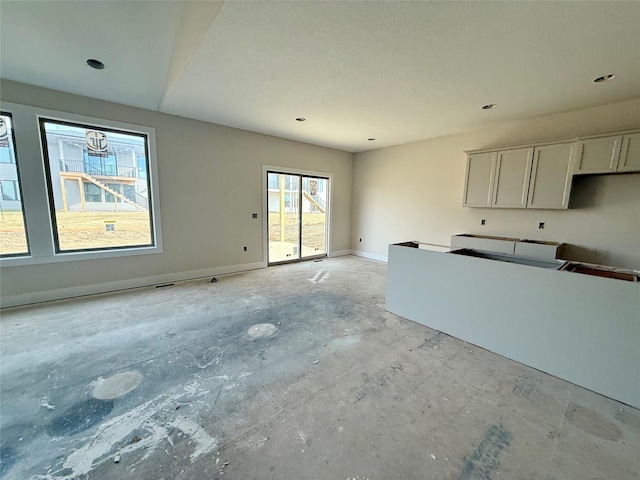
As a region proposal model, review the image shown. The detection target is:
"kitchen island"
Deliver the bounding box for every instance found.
[386,241,640,408]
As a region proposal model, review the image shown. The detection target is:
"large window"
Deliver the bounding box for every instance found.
[0,112,29,257]
[0,102,162,267]
[40,118,155,253]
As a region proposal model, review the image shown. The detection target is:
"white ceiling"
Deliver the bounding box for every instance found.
[1,1,639,153]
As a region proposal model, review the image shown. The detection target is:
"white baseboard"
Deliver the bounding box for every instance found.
[350,250,388,262]
[2,252,390,308]
[1,261,266,309]
[328,249,351,257]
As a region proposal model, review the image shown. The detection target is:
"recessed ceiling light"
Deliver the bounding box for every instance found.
[87,59,105,70]
[482,104,496,110]
[368,138,376,141]
[295,117,306,122]
[593,74,615,83]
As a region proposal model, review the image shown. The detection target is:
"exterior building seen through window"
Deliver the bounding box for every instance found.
[0,112,29,256]
[40,118,155,253]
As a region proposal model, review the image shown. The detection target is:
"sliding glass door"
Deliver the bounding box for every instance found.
[301,176,327,258]
[267,172,328,264]
[268,173,301,263]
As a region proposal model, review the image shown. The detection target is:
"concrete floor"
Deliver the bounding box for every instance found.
[1,256,638,480]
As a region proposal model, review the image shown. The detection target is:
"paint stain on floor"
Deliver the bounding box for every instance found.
[91,370,144,400]
[460,424,512,480]
[47,398,114,436]
[0,445,18,476]
[565,404,623,441]
[248,323,278,338]
[512,374,541,400]
[419,332,445,349]
[614,407,640,430]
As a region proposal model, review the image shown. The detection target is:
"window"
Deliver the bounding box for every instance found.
[137,157,147,179]
[285,176,297,190]
[1,180,21,201]
[83,149,118,177]
[84,183,103,202]
[105,183,123,203]
[0,143,16,163]
[0,112,29,256]
[122,185,136,202]
[0,102,162,266]
[40,118,156,253]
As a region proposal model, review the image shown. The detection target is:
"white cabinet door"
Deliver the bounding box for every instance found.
[492,148,533,208]
[463,152,495,207]
[527,143,573,209]
[574,136,622,174]
[618,133,640,172]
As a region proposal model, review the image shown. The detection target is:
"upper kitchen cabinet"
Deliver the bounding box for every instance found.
[573,135,622,174]
[463,152,496,207]
[464,129,639,210]
[492,148,534,208]
[619,133,640,172]
[573,132,640,175]
[527,143,573,209]
[463,144,571,209]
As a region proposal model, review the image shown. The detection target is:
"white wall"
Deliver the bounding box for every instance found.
[352,98,640,269]
[0,80,353,305]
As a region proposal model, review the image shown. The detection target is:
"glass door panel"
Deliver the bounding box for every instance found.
[301,176,327,258]
[268,173,300,263]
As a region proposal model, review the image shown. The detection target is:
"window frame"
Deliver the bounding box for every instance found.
[40,116,156,254]
[0,110,31,258]
[0,102,163,266]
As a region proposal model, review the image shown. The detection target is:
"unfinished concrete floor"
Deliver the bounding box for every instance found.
[1,256,638,480]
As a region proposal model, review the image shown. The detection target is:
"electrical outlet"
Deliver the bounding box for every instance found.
[252,213,258,219]
[481,219,486,226]
[538,222,545,229]
[243,246,247,251]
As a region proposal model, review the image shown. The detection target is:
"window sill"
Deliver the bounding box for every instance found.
[0,244,163,267]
